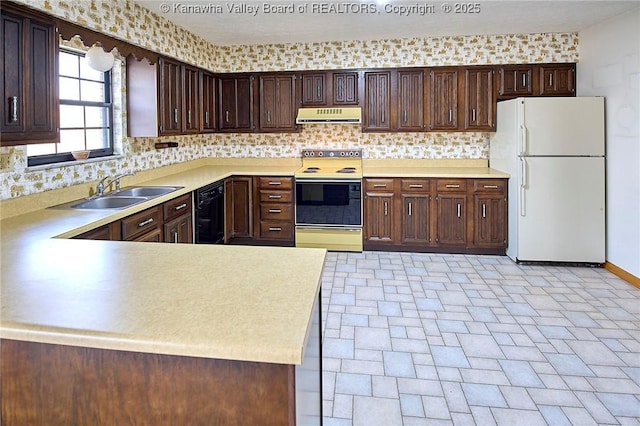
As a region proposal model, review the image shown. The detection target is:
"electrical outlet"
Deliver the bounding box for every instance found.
[0,153,12,171]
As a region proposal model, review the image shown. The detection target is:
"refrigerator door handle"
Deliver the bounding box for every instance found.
[519,157,527,216]
[519,125,528,156]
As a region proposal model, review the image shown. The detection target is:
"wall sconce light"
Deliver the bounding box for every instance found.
[85,43,115,72]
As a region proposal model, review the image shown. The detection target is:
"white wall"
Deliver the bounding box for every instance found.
[577,7,640,277]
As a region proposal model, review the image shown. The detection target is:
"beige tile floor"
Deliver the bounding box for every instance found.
[320,252,640,426]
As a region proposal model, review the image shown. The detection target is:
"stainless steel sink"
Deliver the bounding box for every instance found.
[70,196,148,210]
[113,186,183,197]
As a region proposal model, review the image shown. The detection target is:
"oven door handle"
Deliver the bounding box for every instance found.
[296,226,362,232]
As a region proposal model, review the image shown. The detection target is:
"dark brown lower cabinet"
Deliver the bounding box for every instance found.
[364,177,507,254]
[224,176,254,242]
[164,213,193,243]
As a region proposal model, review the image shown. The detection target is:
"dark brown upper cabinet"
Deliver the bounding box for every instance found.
[181,64,200,134]
[332,71,359,105]
[157,58,182,135]
[463,67,495,131]
[497,65,534,99]
[428,68,458,131]
[363,70,392,131]
[200,71,216,132]
[218,75,255,132]
[1,4,58,146]
[259,74,297,132]
[397,70,425,131]
[300,72,326,106]
[538,63,575,96]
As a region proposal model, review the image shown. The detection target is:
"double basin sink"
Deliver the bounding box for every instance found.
[68,186,184,210]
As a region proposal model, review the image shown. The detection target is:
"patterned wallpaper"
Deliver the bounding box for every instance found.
[0,0,579,199]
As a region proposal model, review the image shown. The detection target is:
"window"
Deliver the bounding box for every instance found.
[27,48,114,166]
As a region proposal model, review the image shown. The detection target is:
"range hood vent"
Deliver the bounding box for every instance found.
[296,107,362,124]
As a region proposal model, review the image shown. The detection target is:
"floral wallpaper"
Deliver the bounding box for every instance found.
[0,0,578,199]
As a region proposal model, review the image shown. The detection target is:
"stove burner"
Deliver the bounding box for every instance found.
[303,169,318,173]
[306,167,320,170]
[337,168,356,173]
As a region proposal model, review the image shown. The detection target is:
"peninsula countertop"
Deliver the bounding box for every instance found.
[0,157,509,365]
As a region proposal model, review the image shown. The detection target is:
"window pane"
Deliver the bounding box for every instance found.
[59,129,86,152]
[59,52,79,78]
[86,128,110,150]
[59,105,85,128]
[80,80,105,102]
[26,143,57,156]
[80,58,104,82]
[60,77,80,100]
[85,106,109,128]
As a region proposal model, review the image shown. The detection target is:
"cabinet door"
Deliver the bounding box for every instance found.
[464,68,495,131]
[333,71,358,105]
[498,65,534,98]
[200,72,216,132]
[164,213,193,244]
[401,194,431,245]
[182,65,200,133]
[364,194,394,243]
[429,69,458,130]
[259,74,297,131]
[158,58,182,135]
[539,64,575,96]
[363,71,392,131]
[397,70,425,131]
[435,194,467,246]
[224,177,253,240]
[73,222,121,241]
[219,76,255,132]
[133,228,162,242]
[474,194,507,248]
[1,8,58,145]
[301,73,326,106]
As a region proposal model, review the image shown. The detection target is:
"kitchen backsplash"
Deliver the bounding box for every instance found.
[1,0,578,199]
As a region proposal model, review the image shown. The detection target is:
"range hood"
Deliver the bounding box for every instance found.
[296,107,362,124]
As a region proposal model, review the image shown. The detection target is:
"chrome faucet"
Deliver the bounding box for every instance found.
[95,172,136,196]
[96,175,111,197]
[107,172,136,192]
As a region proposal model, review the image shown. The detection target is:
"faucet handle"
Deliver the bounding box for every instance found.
[96,175,111,196]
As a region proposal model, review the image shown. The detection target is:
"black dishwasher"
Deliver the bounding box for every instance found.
[195,181,225,244]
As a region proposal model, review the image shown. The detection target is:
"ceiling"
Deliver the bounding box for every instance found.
[134,0,640,46]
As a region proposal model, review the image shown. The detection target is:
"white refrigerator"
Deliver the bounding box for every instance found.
[489,97,605,263]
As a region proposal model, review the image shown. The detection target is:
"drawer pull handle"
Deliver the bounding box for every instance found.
[268,195,282,199]
[138,218,154,227]
[483,185,499,189]
[408,184,423,188]
[373,184,387,188]
[175,203,188,211]
[446,184,460,188]
[268,181,282,185]
[268,209,281,213]
[269,227,282,232]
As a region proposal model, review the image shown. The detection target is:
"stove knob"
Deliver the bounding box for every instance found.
[318,152,323,157]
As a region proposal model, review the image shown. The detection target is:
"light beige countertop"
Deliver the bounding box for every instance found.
[363,159,510,178]
[0,157,509,364]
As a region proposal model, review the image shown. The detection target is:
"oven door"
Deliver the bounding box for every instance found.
[295,179,362,227]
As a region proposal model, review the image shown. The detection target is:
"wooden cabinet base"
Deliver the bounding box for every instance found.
[1,339,307,426]
[364,242,505,255]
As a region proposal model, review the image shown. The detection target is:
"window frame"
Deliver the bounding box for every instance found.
[27,48,115,167]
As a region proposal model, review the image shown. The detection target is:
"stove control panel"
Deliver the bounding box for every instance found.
[301,149,362,158]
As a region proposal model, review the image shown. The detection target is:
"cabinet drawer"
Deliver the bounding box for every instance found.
[260,204,293,220]
[400,179,430,193]
[473,179,506,193]
[259,189,293,203]
[259,221,294,240]
[258,177,293,190]
[365,178,395,192]
[163,193,192,221]
[436,179,467,192]
[122,206,161,240]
